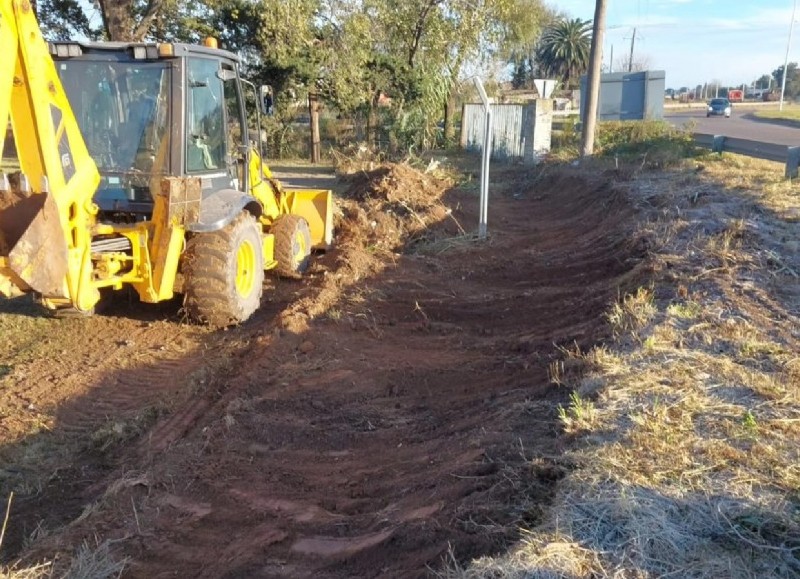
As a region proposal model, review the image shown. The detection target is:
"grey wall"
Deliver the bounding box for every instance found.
[581,70,665,121]
[460,100,553,164]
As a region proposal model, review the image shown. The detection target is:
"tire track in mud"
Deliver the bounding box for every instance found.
[0,309,221,559]
[11,166,649,577]
[22,322,208,435]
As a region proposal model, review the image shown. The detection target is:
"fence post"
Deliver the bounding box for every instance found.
[786,146,800,179]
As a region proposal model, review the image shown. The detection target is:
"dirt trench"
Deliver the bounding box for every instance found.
[1,161,646,577]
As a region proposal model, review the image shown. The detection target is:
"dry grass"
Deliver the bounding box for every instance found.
[448,153,800,577]
[0,539,126,579]
[0,562,52,579]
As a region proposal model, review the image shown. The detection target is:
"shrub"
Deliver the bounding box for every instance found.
[596,120,697,167]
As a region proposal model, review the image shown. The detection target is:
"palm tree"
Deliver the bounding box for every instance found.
[536,18,592,87]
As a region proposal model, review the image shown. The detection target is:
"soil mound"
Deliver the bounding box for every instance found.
[336,163,455,251]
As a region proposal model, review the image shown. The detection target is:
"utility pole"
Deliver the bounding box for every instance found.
[628,27,636,72]
[609,44,614,73]
[581,0,608,157]
[781,0,797,111]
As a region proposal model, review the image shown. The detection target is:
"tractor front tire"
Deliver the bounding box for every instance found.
[272,215,312,278]
[183,212,264,327]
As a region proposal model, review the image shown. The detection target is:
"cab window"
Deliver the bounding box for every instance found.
[186,58,225,172]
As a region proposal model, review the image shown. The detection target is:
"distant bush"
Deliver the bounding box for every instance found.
[597,120,697,167]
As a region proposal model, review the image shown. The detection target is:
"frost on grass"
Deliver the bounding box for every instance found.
[451,155,800,578]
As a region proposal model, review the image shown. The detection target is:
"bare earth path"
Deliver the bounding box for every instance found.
[0,160,645,577]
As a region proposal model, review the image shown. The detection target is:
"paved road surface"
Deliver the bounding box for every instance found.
[665,109,800,146]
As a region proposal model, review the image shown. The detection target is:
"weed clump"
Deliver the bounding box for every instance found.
[598,120,698,168]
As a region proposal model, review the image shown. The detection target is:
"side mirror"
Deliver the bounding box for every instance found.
[259,85,274,116]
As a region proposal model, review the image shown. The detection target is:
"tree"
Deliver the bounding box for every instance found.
[437,0,549,143]
[773,62,800,99]
[33,0,98,40]
[707,79,723,98]
[615,54,651,73]
[536,17,592,87]
[315,0,549,149]
[505,1,559,89]
[33,0,555,151]
[753,74,772,90]
[95,0,168,41]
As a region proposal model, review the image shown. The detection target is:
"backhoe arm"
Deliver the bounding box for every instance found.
[0,0,100,311]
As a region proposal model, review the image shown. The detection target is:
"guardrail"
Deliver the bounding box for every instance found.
[694,133,800,178]
[664,101,783,110]
[547,118,799,177]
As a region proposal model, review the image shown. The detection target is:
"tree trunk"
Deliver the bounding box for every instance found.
[98,0,136,40]
[367,91,380,149]
[97,0,164,41]
[443,96,455,144]
[309,91,321,164]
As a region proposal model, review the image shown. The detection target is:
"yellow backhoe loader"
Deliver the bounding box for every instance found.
[0,0,332,326]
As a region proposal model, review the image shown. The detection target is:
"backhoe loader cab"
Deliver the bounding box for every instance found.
[52,41,249,218]
[0,1,332,326]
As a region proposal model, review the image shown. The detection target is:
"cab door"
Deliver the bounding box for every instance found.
[185,57,244,193]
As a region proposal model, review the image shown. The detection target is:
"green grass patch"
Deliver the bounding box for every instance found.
[551,119,699,168]
[596,120,697,164]
[752,105,800,123]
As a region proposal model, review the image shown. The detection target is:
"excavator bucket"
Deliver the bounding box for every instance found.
[0,184,68,297]
[286,189,333,248]
[0,0,100,310]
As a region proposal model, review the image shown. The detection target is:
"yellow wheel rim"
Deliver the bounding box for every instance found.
[235,240,257,297]
[292,229,308,266]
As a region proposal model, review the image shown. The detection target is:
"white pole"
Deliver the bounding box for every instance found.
[781,0,797,111]
[473,77,492,239]
[480,110,492,237]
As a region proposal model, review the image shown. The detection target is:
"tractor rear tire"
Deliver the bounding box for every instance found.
[272,214,312,278]
[183,212,264,327]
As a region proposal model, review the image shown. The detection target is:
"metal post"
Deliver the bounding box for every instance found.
[480,109,492,237]
[473,77,492,239]
[781,0,797,111]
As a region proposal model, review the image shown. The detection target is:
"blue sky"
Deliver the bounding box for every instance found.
[555,0,797,89]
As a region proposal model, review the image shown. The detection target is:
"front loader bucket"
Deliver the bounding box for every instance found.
[0,187,68,298]
[286,189,333,248]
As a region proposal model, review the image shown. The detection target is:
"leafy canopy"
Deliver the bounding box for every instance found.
[536,17,592,87]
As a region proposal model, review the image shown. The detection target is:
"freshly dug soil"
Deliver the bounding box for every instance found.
[0,159,646,577]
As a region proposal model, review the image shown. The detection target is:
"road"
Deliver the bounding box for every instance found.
[665,108,800,146]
